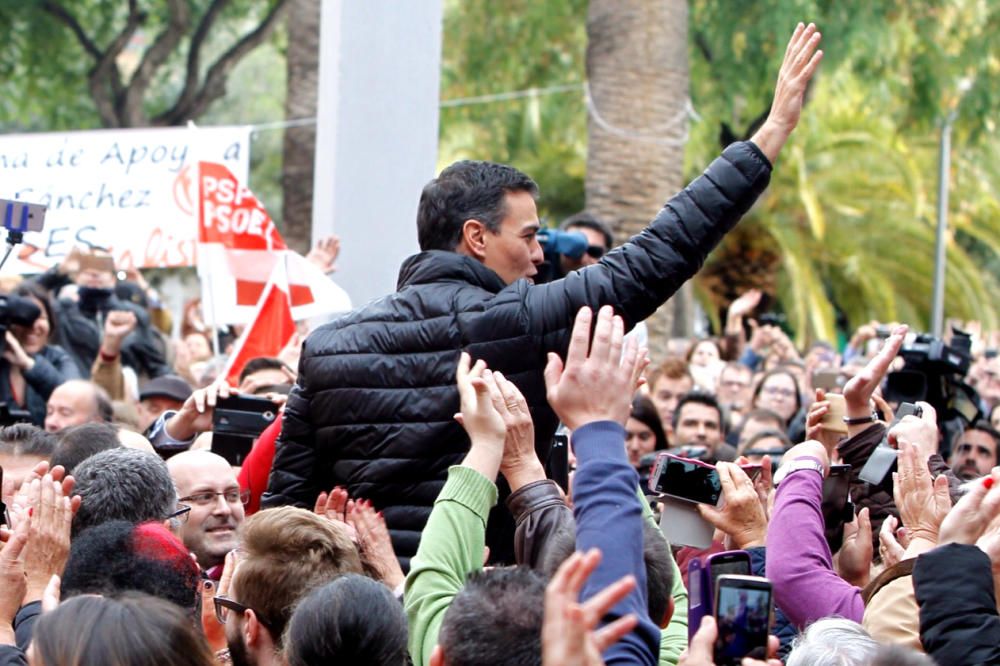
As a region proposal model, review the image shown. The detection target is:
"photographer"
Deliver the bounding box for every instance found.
[49,252,170,381]
[0,283,80,427]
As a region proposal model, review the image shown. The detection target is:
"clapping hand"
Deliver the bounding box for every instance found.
[543,306,645,431]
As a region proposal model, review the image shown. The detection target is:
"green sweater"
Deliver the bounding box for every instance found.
[404,466,497,666]
[638,488,689,665]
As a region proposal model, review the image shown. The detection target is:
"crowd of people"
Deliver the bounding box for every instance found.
[1,20,1000,666]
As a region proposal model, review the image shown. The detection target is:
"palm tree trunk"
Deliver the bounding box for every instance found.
[281,0,320,254]
[585,0,691,359]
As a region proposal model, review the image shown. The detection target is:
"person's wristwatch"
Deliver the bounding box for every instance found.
[773,458,825,486]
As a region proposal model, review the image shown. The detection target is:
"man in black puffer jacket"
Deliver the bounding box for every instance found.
[263,24,824,567]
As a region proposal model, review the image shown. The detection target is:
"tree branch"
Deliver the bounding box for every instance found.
[122,0,191,125]
[39,1,101,60]
[157,0,231,126]
[157,0,289,124]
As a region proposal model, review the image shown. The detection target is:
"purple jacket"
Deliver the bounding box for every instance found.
[765,462,864,627]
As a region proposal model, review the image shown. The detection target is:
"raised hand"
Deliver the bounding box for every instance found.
[938,468,1000,547]
[455,353,507,480]
[879,516,906,567]
[349,499,405,591]
[483,371,545,492]
[543,306,642,431]
[306,235,341,273]
[165,379,237,440]
[842,325,907,435]
[751,22,825,162]
[679,616,782,666]
[542,548,637,666]
[892,442,951,547]
[836,507,873,588]
[697,463,768,550]
[100,309,138,358]
[887,402,939,460]
[22,474,74,604]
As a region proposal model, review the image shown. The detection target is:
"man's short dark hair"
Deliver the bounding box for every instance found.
[672,391,724,434]
[438,567,546,666]
[416,160,538,252]
[559,212,614,250]
[51,422,122,474]
[239,356,285,384]
[72,448,177,536]
[539,521,674,627]
[965,420,1000,463]
[736,408,786,435]
[285,574,408,666]
[0,423,56,457]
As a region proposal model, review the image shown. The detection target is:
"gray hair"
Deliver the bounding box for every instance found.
[786,618,879,666]
[72,448,176,536]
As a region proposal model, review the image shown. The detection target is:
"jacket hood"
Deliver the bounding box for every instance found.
[396,250,507,293]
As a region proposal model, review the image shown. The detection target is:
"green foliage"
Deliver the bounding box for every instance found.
[439,0,588,223]
[688,0,1000,342]
[0,0,284,131]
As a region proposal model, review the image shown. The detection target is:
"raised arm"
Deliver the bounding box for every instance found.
[526,24,823,345]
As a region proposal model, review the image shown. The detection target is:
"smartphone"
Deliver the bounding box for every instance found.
[688,559,707,642]
[822,464,854,553]
[547,428,570,493]
[211,394,278,466]
[714,575,773,665]
[859,402,922,488]
[0,465,6,528]
[812,368,842,393]
[649,453,721,505]
[689,551,754,643]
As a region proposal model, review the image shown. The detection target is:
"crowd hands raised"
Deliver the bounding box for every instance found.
[1,19,998,666]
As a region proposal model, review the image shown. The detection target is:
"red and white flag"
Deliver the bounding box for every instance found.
[221,255,298,385]
[196,161,351,325]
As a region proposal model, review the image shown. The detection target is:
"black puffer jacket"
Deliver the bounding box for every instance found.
[262,141,773,566]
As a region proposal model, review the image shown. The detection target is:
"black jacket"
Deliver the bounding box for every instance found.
[914,543,1000,665]
[262,141,773,565]
[54,296,170,380]
[0,345,80,426]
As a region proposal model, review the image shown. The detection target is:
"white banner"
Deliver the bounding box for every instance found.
[0,125,250,273]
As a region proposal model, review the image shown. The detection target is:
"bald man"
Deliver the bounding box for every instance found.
[167,450,246,574]
[44,380,113,433]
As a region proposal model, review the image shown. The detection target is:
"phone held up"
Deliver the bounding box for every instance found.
[211,394,278,466]
[714,575,773,666]
[688,550,752,642]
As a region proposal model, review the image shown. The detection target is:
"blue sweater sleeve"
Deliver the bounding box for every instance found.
[573,421,660,666]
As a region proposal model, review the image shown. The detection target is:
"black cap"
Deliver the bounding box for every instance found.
[139,375,193,403]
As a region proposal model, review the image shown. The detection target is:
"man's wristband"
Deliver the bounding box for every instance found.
[843,413,877,426]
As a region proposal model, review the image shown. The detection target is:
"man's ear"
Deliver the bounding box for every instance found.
[459,219,488,260]
[661,596,675,629]
[243,609,262,647]
[429,644,446,666]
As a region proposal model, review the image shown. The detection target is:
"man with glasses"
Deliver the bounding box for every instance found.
[167,450,247,577]
[211,507,362,666]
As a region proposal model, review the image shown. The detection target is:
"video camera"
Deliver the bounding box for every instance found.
[883,328,980,458]
[884,329,978,424]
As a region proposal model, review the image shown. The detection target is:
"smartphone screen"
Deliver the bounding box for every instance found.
[653,454,721,505]
[708,552,752,596]
[714,575,772,665]
[822,464,853,552]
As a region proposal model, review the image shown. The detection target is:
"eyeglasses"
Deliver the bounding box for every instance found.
[762,386,797,399]
[179,489,251,507]
[585,245,606,259]
[168,504,192,524]
[214,596,276,632]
